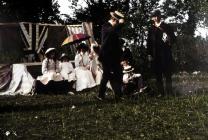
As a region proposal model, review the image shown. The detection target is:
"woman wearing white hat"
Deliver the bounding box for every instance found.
[36,48,67,94]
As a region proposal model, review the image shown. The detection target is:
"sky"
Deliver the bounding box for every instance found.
[58,0,208,38]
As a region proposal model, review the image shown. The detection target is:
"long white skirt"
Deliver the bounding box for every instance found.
[0,64,35,96]
[37,71,63,85]
[75,67,96,91]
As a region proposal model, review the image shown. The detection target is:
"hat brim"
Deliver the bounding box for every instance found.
[110,12,119,20]
[45,48,56,55]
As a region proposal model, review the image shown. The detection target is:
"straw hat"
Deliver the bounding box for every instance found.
[45,48,56,55]
[110,10,124,20]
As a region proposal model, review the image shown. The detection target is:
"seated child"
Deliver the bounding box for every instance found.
[59,53,76,94]
[121,60,146,96]
[36,48,68,94]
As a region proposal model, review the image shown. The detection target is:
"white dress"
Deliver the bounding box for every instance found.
[90,54,102,85]
[0,64,35,96]
[60,61,76,82]
[74,52,96,91]
[37,58,63,85]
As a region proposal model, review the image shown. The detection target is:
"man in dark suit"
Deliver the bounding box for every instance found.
[147,10,176,96]
[97,11,125,101]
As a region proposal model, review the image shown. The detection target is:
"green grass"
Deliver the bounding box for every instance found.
[1,92,208,139]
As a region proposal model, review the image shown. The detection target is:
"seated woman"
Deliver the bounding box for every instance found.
[74,43,96,91]
[36,48,68,94]
[121,60,146,96]
[59,53,76,94]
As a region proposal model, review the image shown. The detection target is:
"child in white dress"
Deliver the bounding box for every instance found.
[36,48,68,94]
[60,53,76,94]
[37,48,63,85]
[121,60,146,96]
[60,53,76,82]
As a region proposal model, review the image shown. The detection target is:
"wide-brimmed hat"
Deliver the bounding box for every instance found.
[110,10,124,20]
[123,66,134,73]
[45,48,56,55]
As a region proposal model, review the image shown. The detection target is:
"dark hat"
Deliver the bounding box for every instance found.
[76,43,85,50]
[151,10,161,17]
[110,10,124,20]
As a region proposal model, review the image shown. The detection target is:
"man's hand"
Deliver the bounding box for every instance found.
[119,18,124,24]
[147,55,153,62]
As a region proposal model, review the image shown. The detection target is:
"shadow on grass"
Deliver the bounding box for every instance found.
[0,94,128,114]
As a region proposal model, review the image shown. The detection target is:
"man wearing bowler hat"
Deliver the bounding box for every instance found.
[97,10,125,101]
[147,10,176,96]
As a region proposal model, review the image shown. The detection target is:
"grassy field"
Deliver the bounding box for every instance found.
[0,73,208,139]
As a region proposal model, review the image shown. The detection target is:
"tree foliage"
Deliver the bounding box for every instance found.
[0,0,61,23]
[162,0,208,36]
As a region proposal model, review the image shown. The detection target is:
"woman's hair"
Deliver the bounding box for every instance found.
[77,43,89,53]
[45,51,57,71]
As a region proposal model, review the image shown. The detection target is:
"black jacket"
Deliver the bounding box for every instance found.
[147,22,176,71]
[147,22,176,59]
[98,22,123,65]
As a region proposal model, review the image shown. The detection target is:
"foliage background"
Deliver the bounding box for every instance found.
[0,0,208,72]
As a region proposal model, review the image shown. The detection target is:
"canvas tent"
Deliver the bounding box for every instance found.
[0,22,95,63]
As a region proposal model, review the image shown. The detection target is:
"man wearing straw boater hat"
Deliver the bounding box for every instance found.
[97,10,125,101]
[147,10,176,96]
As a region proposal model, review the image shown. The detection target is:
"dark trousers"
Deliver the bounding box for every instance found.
[98,62,123,98]
[155,70,172,95]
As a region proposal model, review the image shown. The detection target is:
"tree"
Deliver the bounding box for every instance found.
[161,0,208,71]
[69,0,160,73]
[162,0,208,36]
[0,0,61,23]
[69,0,130,42]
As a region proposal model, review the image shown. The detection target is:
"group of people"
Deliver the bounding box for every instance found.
[35,43,99,94]
[34,9,176,99]
[15,9,175,100]
[96,9,176,100]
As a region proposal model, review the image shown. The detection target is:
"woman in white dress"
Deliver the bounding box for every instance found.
[89,43,103,85]
[36,48,67,94]
[89,43,112,89]
[74,43,96,91]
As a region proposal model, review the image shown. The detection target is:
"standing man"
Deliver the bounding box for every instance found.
[97,11,125,101]
[147,10,176,96]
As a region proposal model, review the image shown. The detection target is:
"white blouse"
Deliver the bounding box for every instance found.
[42,58,60,74]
